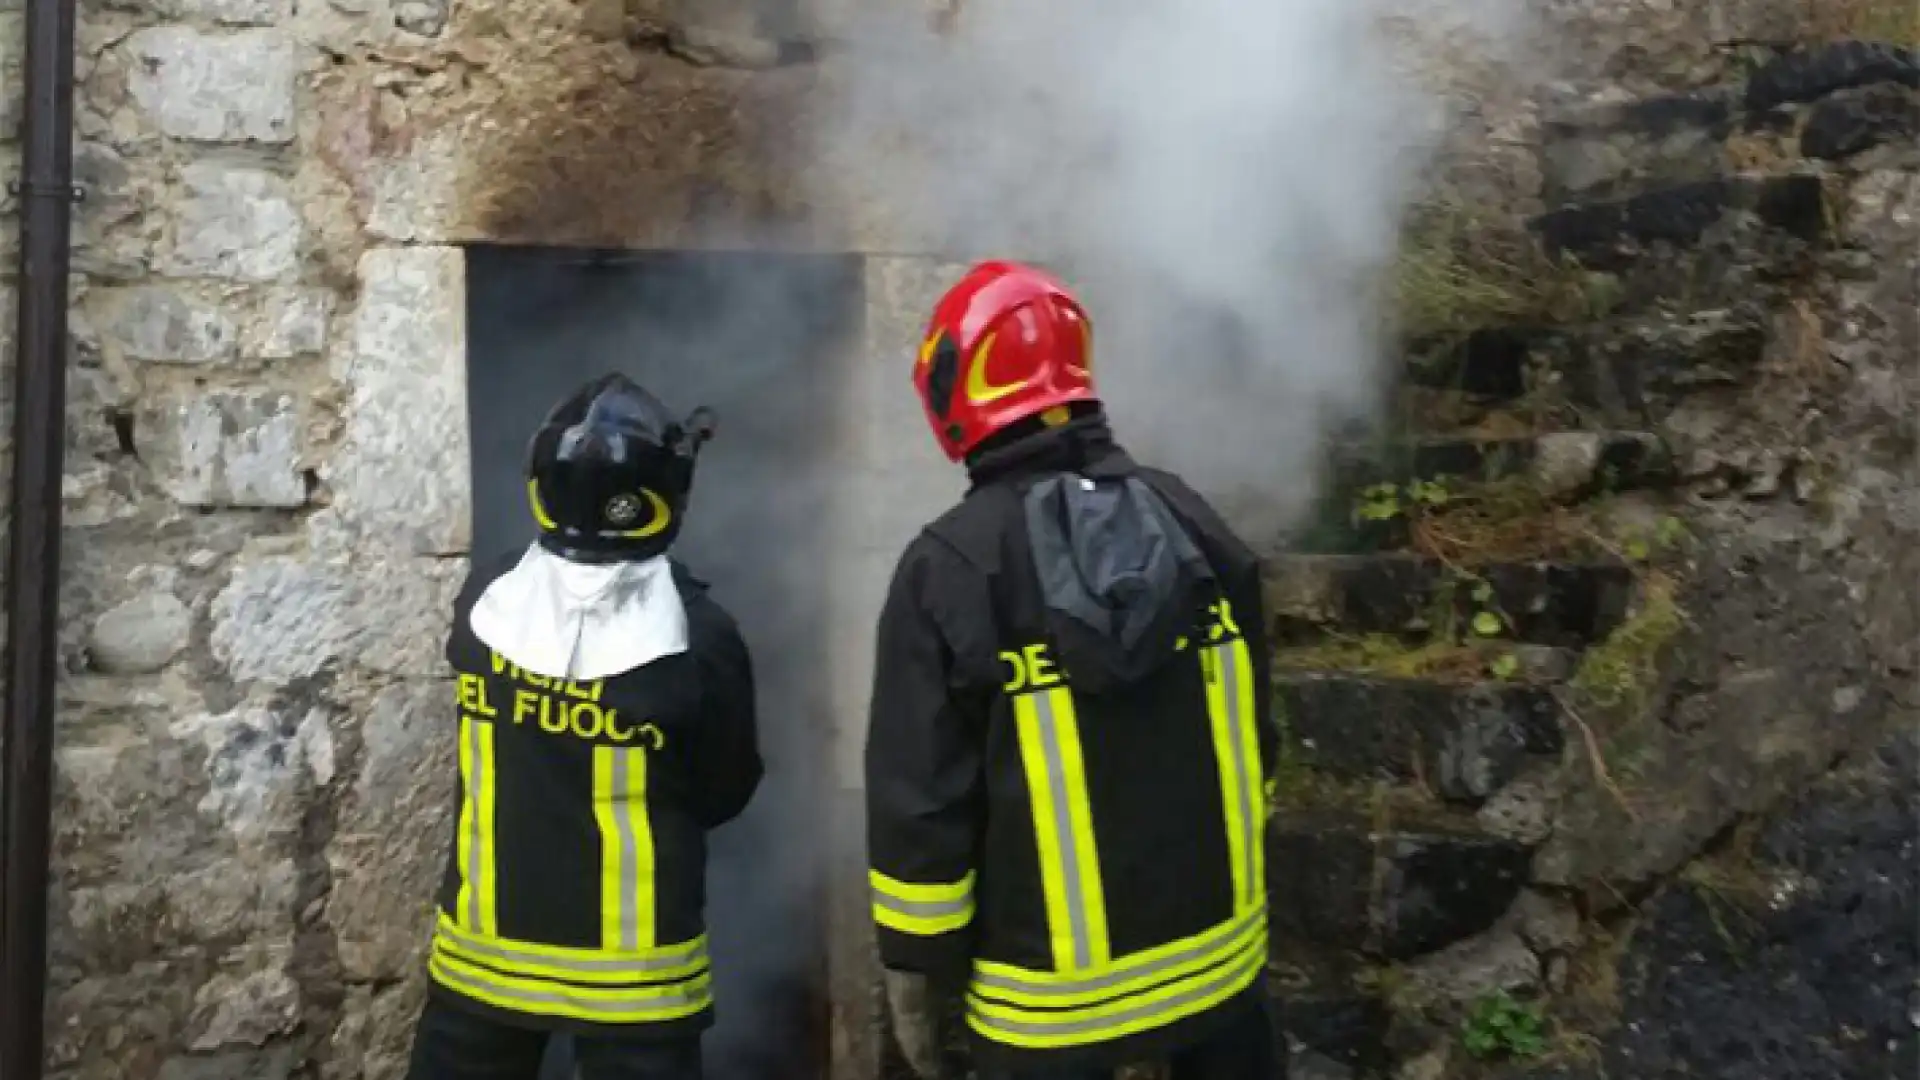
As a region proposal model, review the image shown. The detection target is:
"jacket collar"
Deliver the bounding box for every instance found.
[965,415,1132,491]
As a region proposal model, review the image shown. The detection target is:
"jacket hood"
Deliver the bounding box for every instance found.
[1021,471,1215,695]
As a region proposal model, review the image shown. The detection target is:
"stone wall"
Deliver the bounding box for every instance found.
[28,0,967,1075]
[1256,4,1918,1076]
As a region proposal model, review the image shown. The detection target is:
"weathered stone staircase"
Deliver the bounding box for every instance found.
[1258,38,1915,1080]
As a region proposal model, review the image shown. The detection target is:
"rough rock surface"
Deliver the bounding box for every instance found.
[1514,732,1918,1080]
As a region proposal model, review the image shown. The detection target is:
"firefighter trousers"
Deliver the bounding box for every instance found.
[975,996,1282,1080]
[406,997,704,1080]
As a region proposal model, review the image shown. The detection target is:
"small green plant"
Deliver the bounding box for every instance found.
[1461,991,1548,1060]
[1619,514,1693,563]
[1654,514,1691,552]
[1490,652,1522,681]
[1352,479,1452,525]
[1355,482,1405,523]
[1465,576,1506,638]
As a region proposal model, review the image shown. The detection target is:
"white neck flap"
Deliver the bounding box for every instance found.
[469,544,690,682]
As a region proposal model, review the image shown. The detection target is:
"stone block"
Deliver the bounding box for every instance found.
[324,246,470,555]
[1540,92,1734,204]
[168,705,332,851]
[1279,674,1562,804]
[126,27,297,144]
[209,555,461,685]
[1803,84,1920,162]
[168,0,291,26]
[1268,814,1532,960]
[245,286,332,359]
[1272,987,1390,1077]
[158,1045,299,1080]
[138,387,306,508]
[162,163,303,282]
[0,15,23,141]
[97,285,238,364]
[326,981,424,1080]
[86,590,192,674]
[210,556,351,684]
[1743,41,1920,113]
[329,680,453,981]
[186,951,301,1050]
[72,141,150,280]
[1397,926,1541,1010]
[1531,175,1827,273]
[1265,554,1636,649]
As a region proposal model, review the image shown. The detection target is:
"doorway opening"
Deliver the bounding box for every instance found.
[464,245,864,1079]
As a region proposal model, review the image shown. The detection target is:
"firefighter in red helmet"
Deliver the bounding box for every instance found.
[865,262,1282,1079]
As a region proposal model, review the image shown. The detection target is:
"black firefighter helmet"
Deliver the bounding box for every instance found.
[525,373,716,562]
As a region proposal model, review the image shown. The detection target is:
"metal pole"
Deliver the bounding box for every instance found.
[0,0,77,1069]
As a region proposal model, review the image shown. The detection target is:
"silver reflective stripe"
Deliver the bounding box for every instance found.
[971,941,1264,1038]
[432,957,709,1016]
[464,717,485,929]
[872,890,972,921]
[613,748,642,951]
[1219,644,1257,909]
[971,905,1264,999]
[1033,690,1095,971]
[438,924,706,977]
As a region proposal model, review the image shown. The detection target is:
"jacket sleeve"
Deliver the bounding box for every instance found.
[687,603,764,829]
[864,541,984,986]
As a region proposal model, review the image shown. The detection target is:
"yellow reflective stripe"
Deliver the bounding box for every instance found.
[432,913,708,985]
[970,904,1265,1009]
[1013,687,1111,972]
[594,746,656,952]
[871,870,975,936]
[1205,638,1264,912]
[1228,636,1267,902]
[965,928,1266,1049]
[456,713,499,935]
[429,951,711,1025]
[871,870,974,905]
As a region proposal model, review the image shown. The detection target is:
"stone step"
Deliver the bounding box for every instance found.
[1288,432,1673,557]
[1264,958,1394,1077]
[1267,812,1531,961]
[1539,43,1919,201]
[1277,673,1564,806]
[1327,431,1672,496]
[1744,40,1920,114]
[1401,303,1771,418]
[1265,554,1634,648]
[1529,174,1827,275]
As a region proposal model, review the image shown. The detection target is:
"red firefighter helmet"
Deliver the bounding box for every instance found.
[913,261,1097,462]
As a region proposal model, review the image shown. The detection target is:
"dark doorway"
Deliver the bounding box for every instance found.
[465,245,862,1080]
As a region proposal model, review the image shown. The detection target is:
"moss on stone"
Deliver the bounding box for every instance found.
[1391,195,1622,344]
[1273,633,1495,683]
[1569,574,1684,718]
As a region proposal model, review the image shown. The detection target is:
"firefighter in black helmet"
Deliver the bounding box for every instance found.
[866,263,1281,1079]
[407,373,763,1080]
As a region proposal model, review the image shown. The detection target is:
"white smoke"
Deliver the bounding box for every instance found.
[809,0,1529,543]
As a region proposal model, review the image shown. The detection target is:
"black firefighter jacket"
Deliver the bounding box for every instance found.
[428,552,762,1038]
[865,423,1276,1070]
